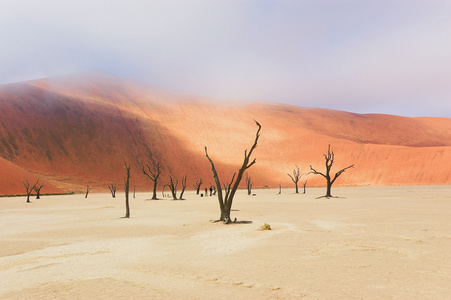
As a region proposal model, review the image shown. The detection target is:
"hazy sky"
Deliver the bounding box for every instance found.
[1,0,450,117]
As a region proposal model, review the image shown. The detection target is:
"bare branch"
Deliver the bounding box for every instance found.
[309,165,326,178]
[331,164,354,184]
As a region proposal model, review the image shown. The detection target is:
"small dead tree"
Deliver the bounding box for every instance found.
[23,179,38,203]
[193,178,203,195]
[303,180,308,194]
[277,184,281,195]
[85,186,91,198]
[288,165,303,194]
[34,181,45,199]
[162,184,167,198]
[245,173,253,195]
[179,173,188,200]
[205,120,261,224]
[108,184,119,198]
[167,175,178,200]
[124,162,131,218]
[141,161,162,200]
[309,145,354,198]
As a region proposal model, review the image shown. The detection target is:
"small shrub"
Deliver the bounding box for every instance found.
[260,223,271,231]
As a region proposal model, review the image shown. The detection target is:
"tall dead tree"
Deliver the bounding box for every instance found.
[179,173,188,200]
[108,184,119,198]
[85,186,91,198]
[245,173,253,195]
[205,120,261,224]
[167,175,178,200]
[23,179,38,203]
[141,161,161,200]
[34,181,45,199]
[287,165,303,194]
[193,178,203,195]
[309,145,354,198]
[124,162,131,218]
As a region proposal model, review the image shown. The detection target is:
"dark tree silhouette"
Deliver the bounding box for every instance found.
[23,179,38,203]
[303,180,308,194]
[141,161,162,200]
[309,145,354,198]
[245,173,253,195]
[124,162,131,218]
[108,184,119,198]
[167,175,178,200]
[34,180,45,199]
[277,184,281,195]
[85,186,91,198]
[205,120,261,224]
[179,173,188,200]
[287,165,303,194]
[193,178,203,195]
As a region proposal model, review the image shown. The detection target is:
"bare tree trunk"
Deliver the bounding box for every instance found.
[124,162,131,218]
[162,184,167,198]
[179,173,188,200]
[205,120,261,223]
[245,173,253,195]
[34,181,45,199]
[277,184,281,195]
[108,184,119,198]
[133,186,135,198]
[23,179,38,203]
[167,175,178,200]
[288,165,303,194]
[141,161,162,200]
[309,145,354,198]
[193,178,203,195]
[85,186,91,198]
[303,180,307,194]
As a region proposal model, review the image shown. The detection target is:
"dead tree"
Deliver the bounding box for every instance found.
[162,184,167,198]
[108,184,119,198]
[277,184,281,195]
[245,173,253,195]
[303,180,308,194]
[34,181,45,199]
[205,120,261,224]
[167,175,178,200]
[193,178,203,195]
[141,161,161,200]
[85,186,91,198]
[288,165,303,194]
[309,145,354,198]
[23,179,38,203]
[124,162,131,218]
[179,173,188,200]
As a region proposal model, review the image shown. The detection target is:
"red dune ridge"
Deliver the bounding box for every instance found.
[0,73,450,195]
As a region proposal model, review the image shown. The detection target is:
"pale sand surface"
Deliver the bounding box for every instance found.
[1,186,450,299]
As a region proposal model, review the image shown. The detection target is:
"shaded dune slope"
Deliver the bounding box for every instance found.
[0,73,450,194]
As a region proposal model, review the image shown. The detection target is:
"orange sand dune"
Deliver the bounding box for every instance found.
[0,73,450,195]
[0,157,64,195]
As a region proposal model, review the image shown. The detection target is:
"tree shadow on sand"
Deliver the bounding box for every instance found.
[211,218,253,224]
[315,195,346,199]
